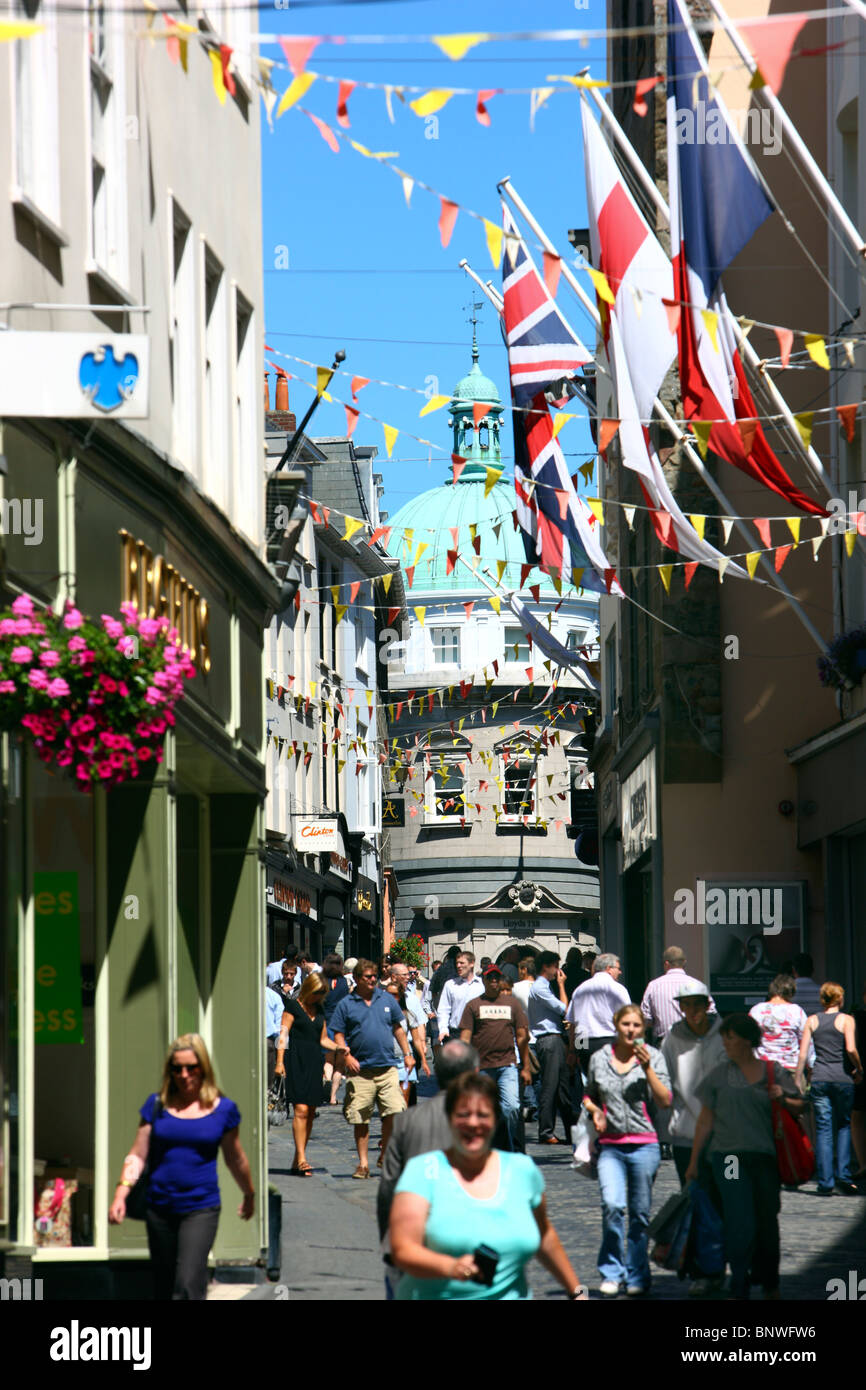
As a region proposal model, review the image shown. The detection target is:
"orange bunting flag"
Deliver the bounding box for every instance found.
[529,584,540,602]
[351,376,370,401]
[754,517,772,549]
[746,16,807,92]
[405,567,415,588]
[683,561,699,590]
[349,581,361,603]
[633,75,663,117]
[220,45,236,97]
[446,549,458,575]
[555,490,569,521]
[598,418,620,456]
[542,251,562,298]
[836,403,858,443]
[439,198,459,248]
[661,298,681,335]
[368,525,392,547]
[336,79,356,128]
[165,17,188,70]
[472,401,491,428]
[775,327,793,368]
[774,544,792,572]
[736,417,758,457]
[279,35,320,76]
[463,602,474,619]
[344,405,359,438]
[306,110,339,152]
[452,454,468,484]
[476,89,500,126]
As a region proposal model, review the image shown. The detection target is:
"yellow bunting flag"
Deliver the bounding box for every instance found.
[794,411,814,449]
[579,460,594,485]
[658,564,673,594]
[411,542,429,565]
[488,595,501,615]
[700,309,720,352]
[316,366,333,397]
[329,585,340,607]
[691,422,712,459]
[414,606,426,626]
[548,74,609,88]
[310,681,317,698]
[746,551,762,579]
[409,89,455,117]
[419,394,450,417]
[383,424,399,457]
[432,32,490,61]
[587,268,615,305]
[552,413,570,438]
[484,219,503,269]
[689,514,706,540]
[0,20,43,38]
[846,528,857,557]
[335,603,348,623]
[350,141,399,160]
[277,71,315,117]
[344,515,364,542]
[551,573,562,596]
[496,560,507,583]
[209,49,227,104]
[804,334,830,370]
[587,498,605,524]
[786,516,801,547]
[381,571,393,595]
[484,466,498,498]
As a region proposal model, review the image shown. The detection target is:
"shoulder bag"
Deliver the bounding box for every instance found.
[765,1061,815,1185]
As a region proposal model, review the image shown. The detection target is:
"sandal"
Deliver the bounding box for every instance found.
[571,1286,589,1301]
[290,1162,313,1176]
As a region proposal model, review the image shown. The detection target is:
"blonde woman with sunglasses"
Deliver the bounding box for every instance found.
[109,1033,254,1300]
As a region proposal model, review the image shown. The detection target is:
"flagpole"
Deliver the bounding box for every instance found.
[583,85,838,504]
[705,0,866,264]
[498,180,828,652]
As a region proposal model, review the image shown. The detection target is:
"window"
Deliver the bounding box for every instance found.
[478,424,489,451]
[234,289,257,540]
[88,0,128,285]
[170,200,196,467]
[504,626,531,664]
[431,626,460,665]
[425,755,464,824]
[12,0,61,227]
[498,740,542,823]
[604,631,617,724]
[203,247,229,508]
[566,628,586,653]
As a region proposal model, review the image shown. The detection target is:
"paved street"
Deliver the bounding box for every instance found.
[248,1082,866,1303]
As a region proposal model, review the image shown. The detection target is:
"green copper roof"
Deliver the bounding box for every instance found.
[385,478,555,595]
[451,360,502,406]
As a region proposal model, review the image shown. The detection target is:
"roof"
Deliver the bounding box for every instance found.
[451,360,502,407]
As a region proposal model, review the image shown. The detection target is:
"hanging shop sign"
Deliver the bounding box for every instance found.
[33,871,83,1045]
[328,850,353,883]
[382,796,405,827]
[119,530,210,673]
[296,818,342,854]
[0,333,150,417]
[620,749,657,870]
[268,875,316,919]
[353,877,377,921]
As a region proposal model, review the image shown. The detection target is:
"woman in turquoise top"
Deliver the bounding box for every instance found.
[389,1072,588,1301]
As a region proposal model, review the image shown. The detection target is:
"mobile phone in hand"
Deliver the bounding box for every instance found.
[470,1244,499,1286]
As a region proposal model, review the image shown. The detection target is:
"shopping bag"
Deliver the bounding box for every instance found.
[570,1108,598,1179]
[651,1186,692,1271]
[268,1075,288,1128]
[765,1062,815,1185]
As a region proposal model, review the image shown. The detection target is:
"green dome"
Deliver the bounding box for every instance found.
[451,360,502,406]
[385,478,555,595]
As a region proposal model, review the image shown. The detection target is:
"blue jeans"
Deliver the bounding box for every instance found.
[596,1141,660,1289]
[812,1081,854,1188]
[710,1151,780,1298]
[483,1065,521,1151]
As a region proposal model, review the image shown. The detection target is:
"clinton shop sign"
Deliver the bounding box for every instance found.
[296,819,341,854]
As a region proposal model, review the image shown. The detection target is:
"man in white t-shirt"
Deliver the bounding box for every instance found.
[566,953,630,1077]
[513,956,539,1121]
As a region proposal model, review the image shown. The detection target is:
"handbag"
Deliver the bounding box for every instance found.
[649,1187,693,1271]
[126,1099,161,1221]
[267,1075,288,1128]
[765,1061,815,1185]
[570,1108,599,1179]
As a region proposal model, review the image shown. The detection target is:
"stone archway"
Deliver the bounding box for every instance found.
[495,941,542,968]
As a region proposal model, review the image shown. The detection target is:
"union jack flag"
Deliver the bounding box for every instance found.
[502,209,620,595]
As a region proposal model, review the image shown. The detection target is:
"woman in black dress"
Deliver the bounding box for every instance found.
[274,972,341,1175]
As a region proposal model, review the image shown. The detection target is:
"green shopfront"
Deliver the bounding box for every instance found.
[0,419,276,1296]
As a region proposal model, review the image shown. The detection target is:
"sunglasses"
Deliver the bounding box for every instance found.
[170,1062,201,1075]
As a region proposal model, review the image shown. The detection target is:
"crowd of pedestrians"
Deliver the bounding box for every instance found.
[261,941,866,1301]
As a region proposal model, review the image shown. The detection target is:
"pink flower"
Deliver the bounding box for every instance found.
[149,718,166,736]
[138,619,161,642]
[76,738,96,756]
[11,595,34,616]
[71,715,96,735]
[62,607,84,630]
[40,649,61,668]
[109,752,127,769]
[10,646,33,664]
[120,601,139,622]
[153,670,174,689]
[98,675,118,693]
[0,679,16,693]
[14,618,36,636]
[67,636,87,652]
[28,669,49,690]
[117,681,130,697]
[116,636,137,659]
[56,749,74,767]
[101,615,124,639]
[0,618,17,636]
[46,677,70,698]
[98,762,113,779]
[144,687,163,706]
[137,747,153,761]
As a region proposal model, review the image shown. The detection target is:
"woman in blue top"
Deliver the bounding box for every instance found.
[389,1072,588,1300]
[108,1033,255,1300]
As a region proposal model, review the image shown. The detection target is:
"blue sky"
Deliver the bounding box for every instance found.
[261,0,608,517]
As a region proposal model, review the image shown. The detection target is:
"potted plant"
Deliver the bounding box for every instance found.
[0,595,196,791]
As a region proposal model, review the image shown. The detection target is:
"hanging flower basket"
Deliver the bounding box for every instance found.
[389,934,428,970]
[817,623,866,693]
[0,595,196,791]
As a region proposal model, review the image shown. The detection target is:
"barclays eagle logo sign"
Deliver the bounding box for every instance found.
[78,344,140,412]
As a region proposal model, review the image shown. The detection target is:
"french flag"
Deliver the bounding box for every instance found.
[667,0,825,516]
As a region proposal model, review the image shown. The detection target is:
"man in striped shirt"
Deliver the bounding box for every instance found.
[640,947,717,1044]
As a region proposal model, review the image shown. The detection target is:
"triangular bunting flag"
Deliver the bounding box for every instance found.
[736,418,758,457]
[836,404,857,443]
[438,197,459,247]
[419,394,450,417]
[794,412,814,450]
[804,334,830,369]
[683,561,699,590]
[754,518,772,549]
[383,423,399,457]
[658,564,673,593]
[344,515,364,542]
[691,422,712,458]
[775,327,793,368]
[746,551,762,579]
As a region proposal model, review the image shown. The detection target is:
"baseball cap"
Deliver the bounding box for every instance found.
[674,980,710,1001]
[483,964,504,978]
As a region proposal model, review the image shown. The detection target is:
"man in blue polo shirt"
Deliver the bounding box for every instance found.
[332,959,414,1179]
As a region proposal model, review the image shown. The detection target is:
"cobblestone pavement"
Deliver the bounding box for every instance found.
[250,1080,866,1303]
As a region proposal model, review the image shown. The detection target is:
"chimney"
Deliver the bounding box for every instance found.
[267,369,296,434]
[263,371,270,413]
